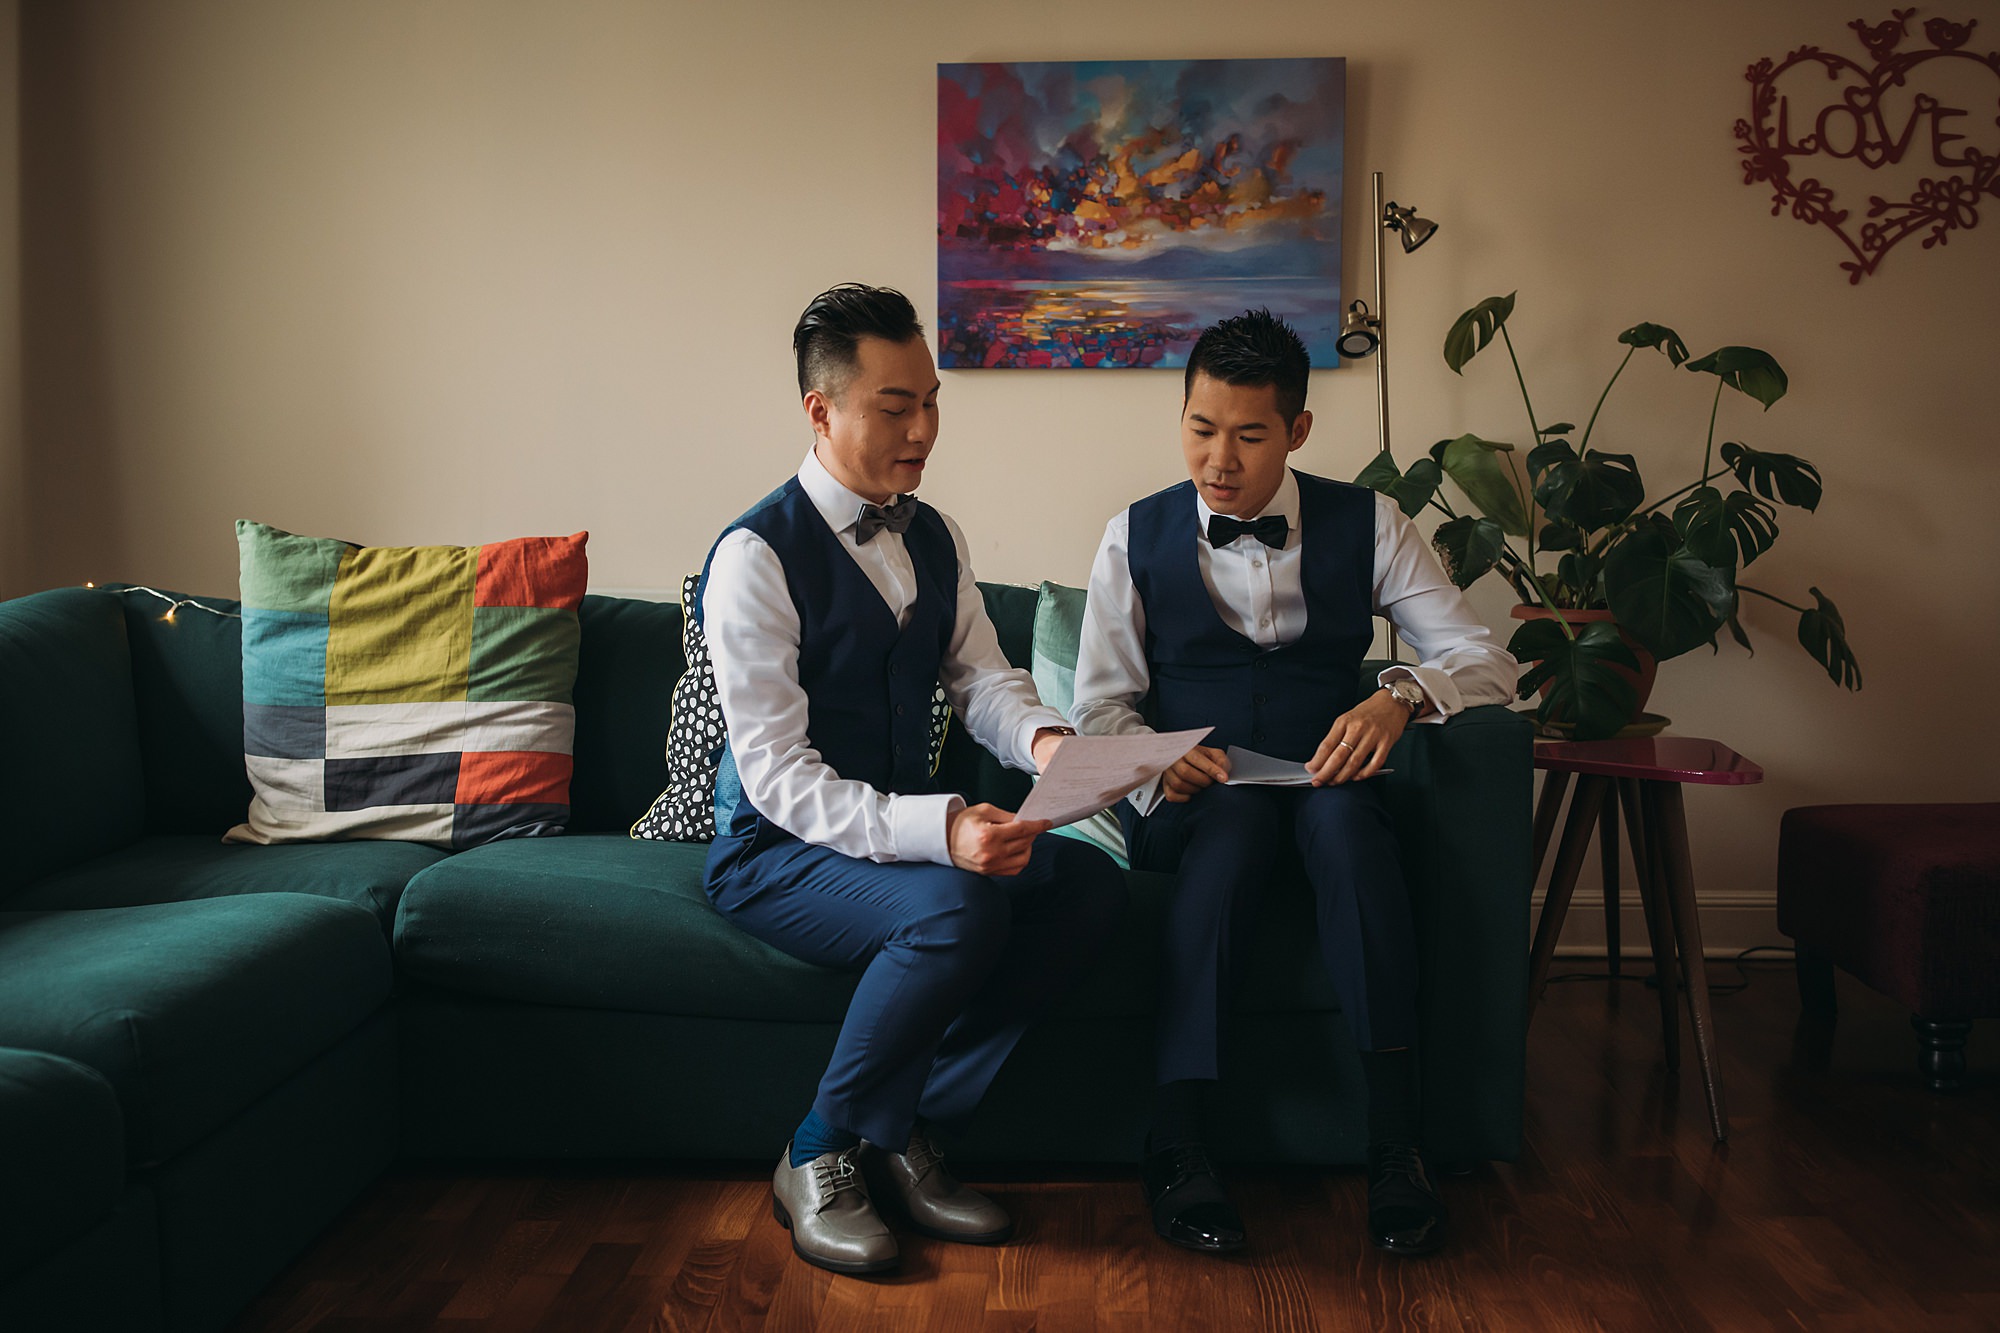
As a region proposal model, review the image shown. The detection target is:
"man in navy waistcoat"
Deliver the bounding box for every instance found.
[1071,310,1518,1258]
[698,284,1127,1277]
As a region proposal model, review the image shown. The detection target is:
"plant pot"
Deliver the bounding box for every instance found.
[1509,604,1659,719]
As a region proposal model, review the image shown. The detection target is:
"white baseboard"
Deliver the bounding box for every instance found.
[1535,889,1785,959]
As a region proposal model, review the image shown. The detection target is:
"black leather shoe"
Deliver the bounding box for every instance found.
[1141,1138,1246,1253]
[1367,1142,1446,1256]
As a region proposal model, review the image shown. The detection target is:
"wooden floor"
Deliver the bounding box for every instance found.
[234,962,1999,1332]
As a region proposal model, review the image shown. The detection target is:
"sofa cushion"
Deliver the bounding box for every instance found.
[0,895,391,1166]
[0,588,146,900]
[3,836,446,934]
[231,520,588,848]
[109,585,256,836]
[0,1047,126,1281]
[568,594,683,833]
[393,833,1338,1022]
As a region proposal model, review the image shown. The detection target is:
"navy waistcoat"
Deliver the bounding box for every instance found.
[696,476,957,845]
[1128,471,1376,763]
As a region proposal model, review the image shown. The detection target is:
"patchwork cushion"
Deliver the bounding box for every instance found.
[0,895,391,1166]
[1029,580,1130,866]
[230,521,588,849]
[631,574,951,844]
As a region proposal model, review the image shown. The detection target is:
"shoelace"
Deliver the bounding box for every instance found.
[1165,1142,1219,1186]
[811,1147,867,1211]
[1370,1143,1426,1183]
[903,1132,945,1182]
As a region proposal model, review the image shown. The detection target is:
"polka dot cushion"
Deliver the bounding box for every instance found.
[630,574,952,844]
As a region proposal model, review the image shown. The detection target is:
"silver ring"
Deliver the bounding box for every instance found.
[1335,740,1354,751]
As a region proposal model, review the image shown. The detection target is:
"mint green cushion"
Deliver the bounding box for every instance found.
[0,896,391,1165]
[0,1047,125,1281]
[1029,580,1129,867]
[933,583,1038,809]
[0,588,145,899]
[5,836,446,934]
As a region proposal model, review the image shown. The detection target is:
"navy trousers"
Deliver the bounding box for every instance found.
[707,831,1127,1154]
[1124,781,1418,1084]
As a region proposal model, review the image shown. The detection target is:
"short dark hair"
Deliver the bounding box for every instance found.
[793,283,926,400]
[1184,308,1311,424]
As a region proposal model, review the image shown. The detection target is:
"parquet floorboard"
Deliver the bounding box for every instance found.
[233,962,1998,1331]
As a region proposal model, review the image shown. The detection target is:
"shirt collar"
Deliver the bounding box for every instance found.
[1192,468,1300,539]
[798,447,894,537]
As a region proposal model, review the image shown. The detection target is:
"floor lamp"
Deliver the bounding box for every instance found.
[1338,171,1438,660]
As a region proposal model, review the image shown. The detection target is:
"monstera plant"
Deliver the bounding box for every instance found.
[1358,292,1862,740]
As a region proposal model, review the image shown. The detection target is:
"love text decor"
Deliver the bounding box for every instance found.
[1736,9,1999,283]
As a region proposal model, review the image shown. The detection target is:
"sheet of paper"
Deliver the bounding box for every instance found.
[1223,745,1394,785]
[1015,728,1213,828]
[1222,746,1316,786]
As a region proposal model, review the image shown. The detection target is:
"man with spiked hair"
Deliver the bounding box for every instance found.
[1072,308,1517,1258]
[698,283,1127,1276]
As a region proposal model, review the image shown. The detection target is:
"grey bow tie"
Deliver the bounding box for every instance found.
[853,495,917,544]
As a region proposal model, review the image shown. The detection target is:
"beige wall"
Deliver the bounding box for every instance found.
[18,0,2000,936]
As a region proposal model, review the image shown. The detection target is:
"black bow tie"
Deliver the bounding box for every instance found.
[1207,513,1289,549]
[853,495,917,545]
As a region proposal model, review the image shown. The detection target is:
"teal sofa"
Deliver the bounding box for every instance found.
[0,582,1532,1333]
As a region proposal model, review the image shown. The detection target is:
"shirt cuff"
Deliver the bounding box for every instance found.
[1376,664,1464,724]
[889,791,966,867]
[1125,773,1167,818]
[1015,709,1072,773]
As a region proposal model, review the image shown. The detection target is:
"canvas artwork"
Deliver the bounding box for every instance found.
[937,58,1346,370]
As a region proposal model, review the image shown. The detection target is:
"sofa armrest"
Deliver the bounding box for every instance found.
[0,589,147,898]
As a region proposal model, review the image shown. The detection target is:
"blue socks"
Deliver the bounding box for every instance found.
[790,1108,860,1167]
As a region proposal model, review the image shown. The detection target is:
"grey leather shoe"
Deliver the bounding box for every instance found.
[771,1143,899,1275]
[863,1130,1014,1244]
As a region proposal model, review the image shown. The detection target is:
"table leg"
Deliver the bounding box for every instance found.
[1646,781,1729,1142]
[1620,777,1680,1072]
[1599,794,1622,977]
[1528,775,1607,1010]
[1531,769,1572,882]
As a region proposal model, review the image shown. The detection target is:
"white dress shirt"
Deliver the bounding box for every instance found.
[1072,469,1520,816]
[702,450,1067,866]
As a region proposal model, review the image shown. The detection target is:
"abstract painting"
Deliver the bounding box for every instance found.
[937,58,1346,370]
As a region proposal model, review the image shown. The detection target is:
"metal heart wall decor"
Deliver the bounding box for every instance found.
[1736,9,2000,283]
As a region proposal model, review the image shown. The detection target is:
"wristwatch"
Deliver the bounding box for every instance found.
[1383,679,1426,717]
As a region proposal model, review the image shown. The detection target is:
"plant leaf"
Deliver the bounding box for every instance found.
[1603,519,1734,660]
[1525,438,1576,485]
[1354,451,1443,519]
[1443,293,1517,374]
[1431,515,1510,588]
[1797,585,1862,689]
[1556,550,1603,604]
[1618,322,1690,366]
[1719,441,1823,512]
[1672,486,1779,569]
[1510,618,1641,741]
[1534,448,1645,532]
[1725,610,1753,654]
[1537,520,1581,552]
[1438,434,1530,535]
[1685,345,1789,408]
[1537,422,1576,436]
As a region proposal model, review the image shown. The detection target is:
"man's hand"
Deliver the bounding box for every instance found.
[947,803,1051,877]
[1306,689,1412,786]
[1162,744,1231,804]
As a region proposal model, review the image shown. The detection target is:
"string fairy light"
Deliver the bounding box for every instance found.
[87,582,243,623]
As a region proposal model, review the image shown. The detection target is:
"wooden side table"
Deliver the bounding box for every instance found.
[1526,737,1764,1142]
